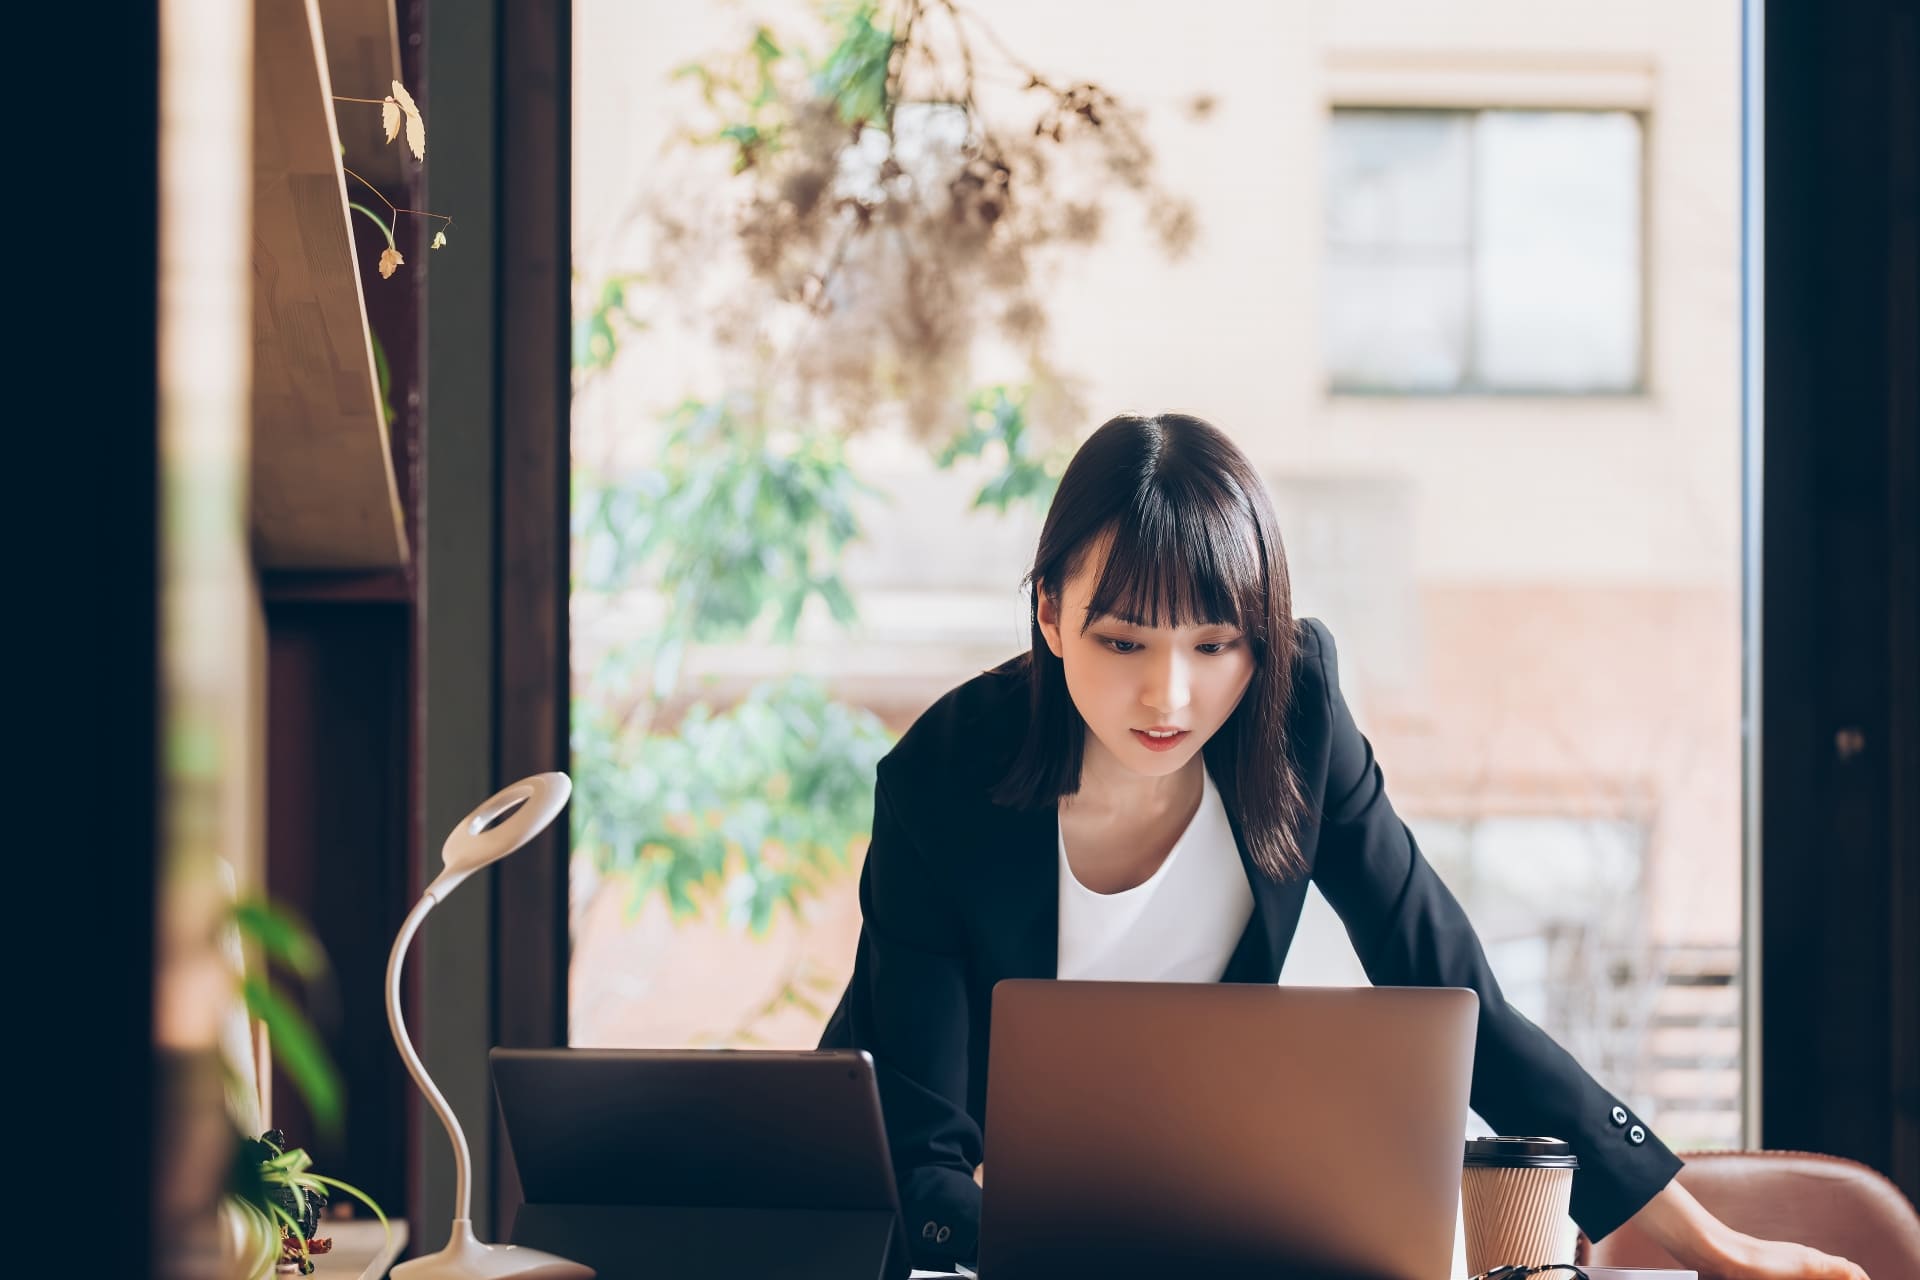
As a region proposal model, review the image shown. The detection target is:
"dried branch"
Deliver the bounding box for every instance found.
[643,0,1197,440]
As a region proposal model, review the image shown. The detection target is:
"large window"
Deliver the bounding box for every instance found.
[571,1,1744,1158]
[1325,108,1645,395]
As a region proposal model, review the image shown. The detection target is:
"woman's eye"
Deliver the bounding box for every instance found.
[1101,638,1140,654]
[1197,639,1239,655]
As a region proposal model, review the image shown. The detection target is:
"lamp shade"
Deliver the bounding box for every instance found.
[441,771,572,876]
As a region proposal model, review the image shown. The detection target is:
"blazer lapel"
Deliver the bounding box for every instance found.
[1220,799,1313,984]
[983,798,1061,982]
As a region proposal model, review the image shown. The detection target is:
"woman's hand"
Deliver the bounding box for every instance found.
[1626,1178,1870,1280]
[1700,1233,1871,1280]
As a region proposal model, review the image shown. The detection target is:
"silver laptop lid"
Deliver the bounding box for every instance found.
[979,982,1478,1280]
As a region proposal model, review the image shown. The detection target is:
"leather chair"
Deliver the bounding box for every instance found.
[1577,1151,1920,1279]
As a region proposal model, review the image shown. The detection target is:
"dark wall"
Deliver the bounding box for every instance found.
[1760,0,1920,1202]
[265,604,414,1212]
[27,2,160,1271]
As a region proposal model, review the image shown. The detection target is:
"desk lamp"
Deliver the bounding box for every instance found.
[387,772,594,1280]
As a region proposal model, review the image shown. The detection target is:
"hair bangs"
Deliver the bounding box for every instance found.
[1080,488,1264,635]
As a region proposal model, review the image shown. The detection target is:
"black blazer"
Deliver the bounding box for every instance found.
[819,617,1682,1269]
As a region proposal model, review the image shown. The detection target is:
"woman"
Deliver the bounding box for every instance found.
[819,413,1866,1279]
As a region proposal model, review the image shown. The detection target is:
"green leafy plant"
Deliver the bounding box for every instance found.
[572,675,891,934]
[573,271,650,379]
[811,4,894,129]
[672,5,897,170]
[230,899,343,1141]
[221,905,387,1278]
[572,392,892,931]
[228,1129,389,1277]
[674,26,790,171]
[936,383,1069,513]
[368,329,398,429]
[574,397,875,700]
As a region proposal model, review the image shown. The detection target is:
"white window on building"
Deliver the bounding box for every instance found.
[1324,108,1645,395]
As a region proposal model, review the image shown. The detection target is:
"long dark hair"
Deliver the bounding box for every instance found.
[989,413,1309,881]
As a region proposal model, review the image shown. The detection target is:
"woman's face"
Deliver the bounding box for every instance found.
[1036,537,1257,781]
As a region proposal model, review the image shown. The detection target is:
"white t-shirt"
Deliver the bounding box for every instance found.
[1055,767,1255,981]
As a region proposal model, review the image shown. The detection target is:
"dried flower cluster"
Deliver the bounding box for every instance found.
[647,1,1198,442]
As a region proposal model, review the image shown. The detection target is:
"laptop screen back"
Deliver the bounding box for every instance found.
[979,982,1478,1280]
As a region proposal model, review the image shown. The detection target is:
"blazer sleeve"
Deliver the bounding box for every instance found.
[1301,617,1683,1243]
[843,759,985,1267]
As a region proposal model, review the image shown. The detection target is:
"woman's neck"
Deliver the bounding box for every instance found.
[1065,731,1207,825]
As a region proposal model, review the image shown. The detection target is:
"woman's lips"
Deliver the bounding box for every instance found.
[1131,728,1190,752]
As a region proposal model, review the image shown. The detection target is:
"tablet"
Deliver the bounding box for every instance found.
[491,1046,908,1280]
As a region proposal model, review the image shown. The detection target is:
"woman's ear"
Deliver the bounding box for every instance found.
[1036,582,1065,659]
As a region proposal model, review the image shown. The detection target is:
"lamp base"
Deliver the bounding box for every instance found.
[392,1220,594,1280]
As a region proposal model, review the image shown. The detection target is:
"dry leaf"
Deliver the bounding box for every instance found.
[378,246,404,279]
[382,98,402,144]
[391,79,425,160]
[431,229,448,250]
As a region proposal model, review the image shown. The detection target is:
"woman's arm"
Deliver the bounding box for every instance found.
[1299,618,1680,1240]
[1298,619,1872,1277]
[829,764,984,1268]
[1628,1179,1869,1279]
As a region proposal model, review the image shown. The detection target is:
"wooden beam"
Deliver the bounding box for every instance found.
[253,0,409,569]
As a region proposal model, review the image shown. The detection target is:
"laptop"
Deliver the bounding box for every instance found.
[492,1047,910,1280]
[975,981,1479,1280]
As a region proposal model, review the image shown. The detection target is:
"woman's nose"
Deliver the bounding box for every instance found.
[1143,652,1191,715]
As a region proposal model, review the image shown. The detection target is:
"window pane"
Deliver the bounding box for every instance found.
[1326,110,1473,250]
[1472,110,1644,391]
[1324,257,1471,391]
[1325,110,1473,391]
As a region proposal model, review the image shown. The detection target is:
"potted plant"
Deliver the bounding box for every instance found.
[217,897,390,1278]
[226,1128,388,1276]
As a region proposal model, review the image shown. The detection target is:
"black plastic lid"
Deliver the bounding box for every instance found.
[1463,1136,1579,1169]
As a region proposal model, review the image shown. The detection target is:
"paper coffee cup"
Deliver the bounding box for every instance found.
[1461,1136,1579,1275]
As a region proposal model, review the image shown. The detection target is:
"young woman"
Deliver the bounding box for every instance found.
[819,413,1866,1279]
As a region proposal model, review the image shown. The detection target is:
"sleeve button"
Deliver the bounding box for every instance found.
[1628,1124,1646,1145]
[1610,1105,1629,1126]
[922,1221,938,1238]
[937,1226,951,1243]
